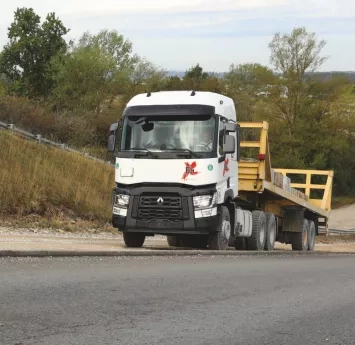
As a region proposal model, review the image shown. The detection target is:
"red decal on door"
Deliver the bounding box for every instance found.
[223,158,230,176]
[182,161,199,181]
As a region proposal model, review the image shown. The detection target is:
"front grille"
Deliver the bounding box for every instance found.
[139,196,181,209]
[138,208,182,220]
[132,194,187,222]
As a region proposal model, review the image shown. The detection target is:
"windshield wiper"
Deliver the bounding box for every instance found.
[127,148,158,158]
[167,148,202,158]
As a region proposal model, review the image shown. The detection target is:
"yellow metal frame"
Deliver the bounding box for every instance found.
[238,121,272,192]
[237,121,334,221]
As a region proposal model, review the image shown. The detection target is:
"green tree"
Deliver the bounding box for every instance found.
[266,27,355,196]
[0,7,69,98]
[0,74,8,95]
[75,30,138,71]
[266,27,328,156]
[51,30,138,113]
[268,27,328,127]
[125,58,167,99]
[183,63,209,89]
[164,76,183,91]
[269,27,327,81]
[225,63,277,121]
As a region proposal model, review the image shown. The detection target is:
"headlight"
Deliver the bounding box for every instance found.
[193,193,217,209]
[113,194,130,207]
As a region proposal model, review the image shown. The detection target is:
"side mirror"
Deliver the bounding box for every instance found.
[107,134,116,152]
[223,134,235,154]
[225,122,237,132]
[107,122,118,152]
[236,124,241,161]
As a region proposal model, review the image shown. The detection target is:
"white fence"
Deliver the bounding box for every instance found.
[0,120,114,167]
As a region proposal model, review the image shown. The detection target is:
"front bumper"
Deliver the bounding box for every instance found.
[111,184,218,235]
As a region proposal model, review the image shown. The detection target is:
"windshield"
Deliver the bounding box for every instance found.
[120,115,217,155]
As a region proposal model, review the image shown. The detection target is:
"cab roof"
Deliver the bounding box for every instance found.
[125,91,236,121]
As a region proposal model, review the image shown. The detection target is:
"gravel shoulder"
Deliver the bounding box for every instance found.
[1,202,355,254]
[1,226,355,253]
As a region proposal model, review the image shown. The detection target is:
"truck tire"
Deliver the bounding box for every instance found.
[247,211,266,251]
[291,219,309,251]
[167,235,180,247]
[308,220,316,251]
[123,232,146,248]
[265,213,276,251]
[208,205,230,250]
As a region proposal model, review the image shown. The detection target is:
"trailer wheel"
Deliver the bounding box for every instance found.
[308,221,316,251]
[291,219,309,251]
[167,235,180,247]
[123,232,146,248]
[265,213,276,251]
[208,205,230,250]
[247,211,266,251]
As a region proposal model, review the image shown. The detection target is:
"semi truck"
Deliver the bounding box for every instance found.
[107,91,333,251]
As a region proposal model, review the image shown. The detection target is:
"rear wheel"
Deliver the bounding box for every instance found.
[265,213,276,251]
[308,221,316,251]
[247,211,266,251]
[123,232,146,248]
[291,219,309,251]
[208,206,231,250]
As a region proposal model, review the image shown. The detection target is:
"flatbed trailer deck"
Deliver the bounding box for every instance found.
[237,121,333,236]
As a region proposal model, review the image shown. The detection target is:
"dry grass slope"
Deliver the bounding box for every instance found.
[0,131,114,221]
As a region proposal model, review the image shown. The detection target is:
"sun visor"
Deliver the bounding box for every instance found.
[122,104,215,117]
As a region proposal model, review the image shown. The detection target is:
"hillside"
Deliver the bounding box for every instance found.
[1,128,355,233]
[0,130,114,224]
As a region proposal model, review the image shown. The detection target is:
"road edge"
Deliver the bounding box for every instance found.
[1,249,355,257]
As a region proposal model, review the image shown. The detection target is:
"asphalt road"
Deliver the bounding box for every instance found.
[1,254,355,345]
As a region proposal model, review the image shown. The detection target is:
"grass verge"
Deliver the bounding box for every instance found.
[0,130,114,223]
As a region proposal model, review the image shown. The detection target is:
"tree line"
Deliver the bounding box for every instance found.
[0,7,355,198]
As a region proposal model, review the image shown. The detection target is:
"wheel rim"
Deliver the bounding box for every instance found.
[259,222,265,245]
[221,219,231,245]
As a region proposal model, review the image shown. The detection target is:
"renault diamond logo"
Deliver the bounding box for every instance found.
[157,197,164,205]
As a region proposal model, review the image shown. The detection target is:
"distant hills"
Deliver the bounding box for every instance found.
[167,71,355,82]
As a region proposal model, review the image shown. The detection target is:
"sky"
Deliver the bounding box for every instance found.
[1,0,355,72]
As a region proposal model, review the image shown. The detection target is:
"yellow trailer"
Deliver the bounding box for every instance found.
[236,121,333,250]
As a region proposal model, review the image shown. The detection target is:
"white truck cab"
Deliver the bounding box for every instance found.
[108,90,247,250]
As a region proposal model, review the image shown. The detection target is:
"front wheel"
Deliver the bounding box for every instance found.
[208,206,231,250]
[123,232,146,248]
